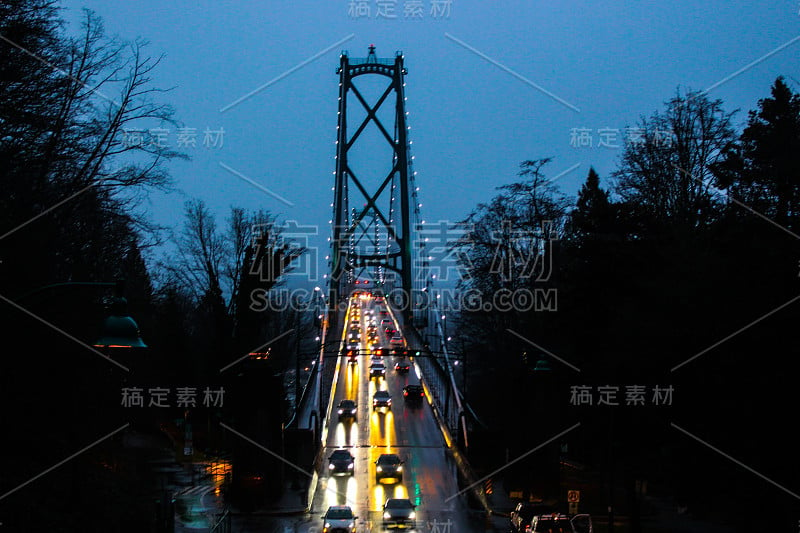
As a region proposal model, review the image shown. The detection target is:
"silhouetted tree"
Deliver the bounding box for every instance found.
[713,76,800,227]
[613,89,736,235]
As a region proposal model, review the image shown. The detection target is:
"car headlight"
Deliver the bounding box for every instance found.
[348,463,354,469]
[383,512,391,519]
[376,466,382,472]
[409,511,416,519]
[396,466,402,472]
[338,409,343,414]
[324,522,331,528]
[351,409,357,414]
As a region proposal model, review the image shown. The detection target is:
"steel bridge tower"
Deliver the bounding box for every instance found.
[329,45,426,328]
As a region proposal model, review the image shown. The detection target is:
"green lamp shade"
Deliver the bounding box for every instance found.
[94,314,147,348]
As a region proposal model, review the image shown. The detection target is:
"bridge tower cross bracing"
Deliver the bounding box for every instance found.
[329,45,426,328]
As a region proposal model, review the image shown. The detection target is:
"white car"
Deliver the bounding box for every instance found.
[322,505,357,533]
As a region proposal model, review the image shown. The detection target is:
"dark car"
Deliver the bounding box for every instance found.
[337,399,357,421]
[375,453,403,483]
[394,361,410,373]
[390,347,408,358]
[529,513,577,533]
[346,349,358,364]
[382,498,415,529]
[403,385,424,407]
[369,362,386,379]
[321,505,357,533]
[328,449,355,476]
[372,390,392,411]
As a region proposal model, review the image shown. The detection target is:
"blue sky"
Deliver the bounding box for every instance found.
[58,0,800,286]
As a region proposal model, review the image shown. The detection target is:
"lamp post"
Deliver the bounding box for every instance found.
[315,286,328,441]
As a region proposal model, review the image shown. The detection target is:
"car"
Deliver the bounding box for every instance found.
[375,454,403,483]
[382,498,415,529]
[337,399,357,421]
[529,513,577,533]
[373,390,392,411]
[394,361,410,373]
[390,347,408,358]
[346,349,358,365]
[328,449,355,476]
[390,334,403,346]
[384,326,396,336]
[369,362,386,378]
[321,505,358,533]
[403,385,424,407]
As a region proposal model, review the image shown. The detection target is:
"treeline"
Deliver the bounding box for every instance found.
[1,1,305,528]
[454,81,800,528]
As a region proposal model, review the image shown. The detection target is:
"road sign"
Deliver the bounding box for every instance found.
[567,490,580,503]
[568,502,579,515]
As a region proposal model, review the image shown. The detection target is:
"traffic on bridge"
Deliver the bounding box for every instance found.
[2,3,793,531]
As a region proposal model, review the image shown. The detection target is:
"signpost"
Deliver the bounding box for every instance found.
[567,490,580,514]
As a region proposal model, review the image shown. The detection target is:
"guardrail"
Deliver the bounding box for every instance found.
[286,358,318,429]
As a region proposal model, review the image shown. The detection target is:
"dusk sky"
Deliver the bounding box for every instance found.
[58,0,800,285]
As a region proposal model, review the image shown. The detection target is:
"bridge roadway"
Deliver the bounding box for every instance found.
[310,292,485,532]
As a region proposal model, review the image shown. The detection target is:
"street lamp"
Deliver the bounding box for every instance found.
[93,293,147,349]
[11,279,146,349]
